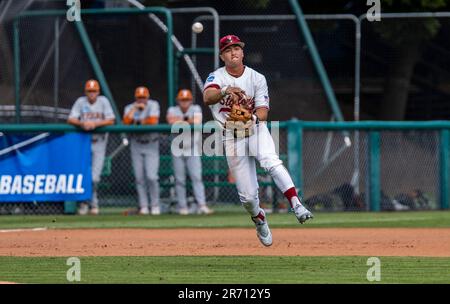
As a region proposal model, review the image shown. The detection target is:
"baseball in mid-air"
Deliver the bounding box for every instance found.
[192,22,203,34]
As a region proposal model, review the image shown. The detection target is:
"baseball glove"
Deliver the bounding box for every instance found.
[228,103,252,122]
[225,103,255,138]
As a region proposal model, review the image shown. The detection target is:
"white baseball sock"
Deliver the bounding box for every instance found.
[268,164,295,193]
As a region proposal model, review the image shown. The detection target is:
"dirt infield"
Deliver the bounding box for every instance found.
[0,228,450,257]
[1,228,449,257]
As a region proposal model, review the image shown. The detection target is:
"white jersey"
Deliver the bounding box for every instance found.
[69,95,115,122]
[167,104,202,155]
[167,104,202,122]
[203,66,270,126]
[123,99,160,144]
[69,95,116,141]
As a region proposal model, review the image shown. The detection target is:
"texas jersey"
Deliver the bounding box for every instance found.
[167,104,202,122]
[203,66,269,126]
[69,95,115,122]
[123,99,160,143]
[69,95,116,141]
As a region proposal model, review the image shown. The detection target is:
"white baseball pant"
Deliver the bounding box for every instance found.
[224,122,296,217]
[91,136,108,209]
[172,155,207,210]
[130,140,160,209]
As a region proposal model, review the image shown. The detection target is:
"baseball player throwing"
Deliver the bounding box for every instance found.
[203,35,313,246]
[68,79,116,215]
[123,86,161,215]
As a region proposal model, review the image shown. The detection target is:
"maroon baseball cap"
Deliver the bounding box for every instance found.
[219,35,245,53]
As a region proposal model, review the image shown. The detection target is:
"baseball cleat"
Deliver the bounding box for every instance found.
[78,203,89,215]
[251,210,272,247]
[89,207,99,215]
[139,207,149,215]
[198,205,214,215]
[151,206,161,215]
[178,207,189,215]
[293,204,313,224]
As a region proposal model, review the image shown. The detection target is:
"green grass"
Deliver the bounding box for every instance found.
[2,208,449,284]
[1,208,450,230]
[0,256,449,284]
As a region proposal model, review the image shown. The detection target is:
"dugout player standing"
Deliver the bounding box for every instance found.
[203,35,313,246]
[123,86,161,215]
[167,89,213,215]
[68,79,116,215]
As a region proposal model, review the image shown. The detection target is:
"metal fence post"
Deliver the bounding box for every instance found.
[288,0,345,123]
[174,52,180,94]
[165,10,174,107]
[440,129,449,209]
[368,131,381,211]
[74,20,121,121]
[287,120,303,196]
[53,17,60,122]
[13,17,20,123]
[170,7,220,98]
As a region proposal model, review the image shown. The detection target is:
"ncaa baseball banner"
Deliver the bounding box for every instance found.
[0,132,92,202]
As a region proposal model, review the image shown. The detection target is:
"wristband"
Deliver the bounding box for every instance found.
[252,114,259,124]
[220,85,230,97]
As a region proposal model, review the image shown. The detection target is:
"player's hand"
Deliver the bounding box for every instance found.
[228,89,251,107]
[82,121,96,131]
[225,86,245,96]
[134,102,145,111]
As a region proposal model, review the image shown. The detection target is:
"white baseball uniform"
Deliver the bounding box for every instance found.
[204,66,299,217]
[167,104,207,210]
[69,95,116,208]
[123,99,160,210]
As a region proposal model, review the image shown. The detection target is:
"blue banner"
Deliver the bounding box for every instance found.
[0,132,92,202]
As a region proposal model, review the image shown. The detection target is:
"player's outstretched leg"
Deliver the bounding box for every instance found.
[252,123,313,224]
[226,147,273,246]
[268,165,313,224]
[241,196,273,247]
[284,187,313,224]
[250,208,272,247]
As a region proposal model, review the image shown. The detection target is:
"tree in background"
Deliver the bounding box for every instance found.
[137,0,449,120]
[374,0,448,120]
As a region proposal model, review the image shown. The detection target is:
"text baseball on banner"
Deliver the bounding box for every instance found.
[0,132,92,202]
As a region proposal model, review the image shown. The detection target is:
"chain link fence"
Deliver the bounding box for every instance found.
[379,131,439,210]
[1,126,446,215]
[0,7,170,123]
[303,130,367,212]
[96,127,288,213]
[179,14,332,122]
[303,129,441,213]
[0,127,288,215]
[361,15,450,120]
[0,2,449,215]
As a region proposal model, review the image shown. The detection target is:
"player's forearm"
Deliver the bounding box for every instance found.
[123,109,136,124]
[255,108,268,121]
[203,88,223,106]
[142,116,159,125]
[95,119,115,128]
[67,118,82,127]
[167,115,183,124]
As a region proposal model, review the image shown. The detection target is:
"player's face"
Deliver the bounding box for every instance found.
[85,90,99,103]
[220,45,244,68]
[136,98,147,104]
[178,99,192,111]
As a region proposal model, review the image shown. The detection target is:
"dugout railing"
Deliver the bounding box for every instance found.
[0,120,448,214]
